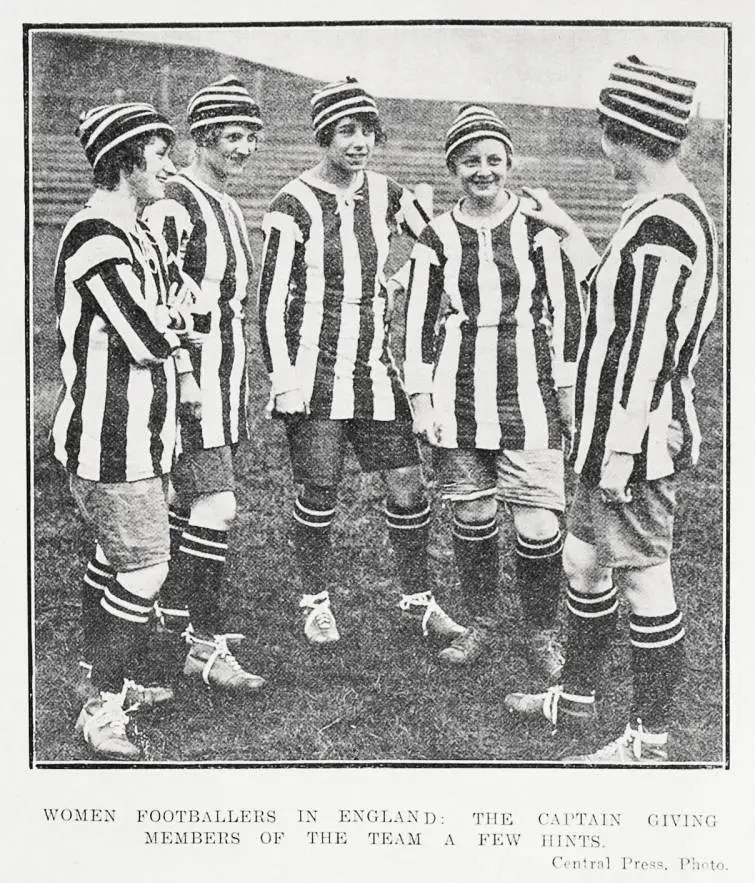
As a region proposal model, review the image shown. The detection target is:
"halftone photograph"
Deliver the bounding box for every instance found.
[27,21,728,767]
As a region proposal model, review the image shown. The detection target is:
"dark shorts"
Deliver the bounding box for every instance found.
[69,474,170,572]
[433,447,566,511]
[171,445,236,502]
[285,416,420,486]
[568,476,677,568]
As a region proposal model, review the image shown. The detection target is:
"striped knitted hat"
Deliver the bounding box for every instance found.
[445,104,513,164]
[598,56,696,144]
[187,75,262,134]
[311,77,379,135]
[77,102,174,170]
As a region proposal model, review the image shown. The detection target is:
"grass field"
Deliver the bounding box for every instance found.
[30,219,725,766]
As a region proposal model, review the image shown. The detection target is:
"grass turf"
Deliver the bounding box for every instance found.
[30,223,725,765]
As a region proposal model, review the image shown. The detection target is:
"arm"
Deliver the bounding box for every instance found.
[257,208,306,413]
[404,237,444,445]
[68,230,182,365]
[601,216,696,500]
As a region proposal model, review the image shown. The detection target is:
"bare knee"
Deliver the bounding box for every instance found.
[190,491,237,530]
[563,533,612,594]
[620,560,676,616]
[116,561,169,600]
[453,496,497,523]
[383,465,426,510]
[511,505,560,540]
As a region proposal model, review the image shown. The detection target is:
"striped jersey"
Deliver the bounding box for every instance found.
[143,169,253,450]
[258,169,430,420]
[404,196,584,450]
[568,185,719,484]
[51,191,185,482]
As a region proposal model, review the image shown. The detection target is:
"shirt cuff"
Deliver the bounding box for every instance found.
[403,362,434,395]
[605,407,649,454]
[172,348,194,375]
[552,363,577,388]
[270,365,300,396]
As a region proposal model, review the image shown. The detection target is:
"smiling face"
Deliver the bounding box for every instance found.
[452,138,510,208]
[126,135,175,206]
[322,115,376,178]
[199,123,259,185]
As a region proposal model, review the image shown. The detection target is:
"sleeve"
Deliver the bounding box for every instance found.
[604,214,697,454]
[533,226,585,388]
[257,204,305,395]
[396,184,432,241]
[559,226,600,283]
[403,231,444,395]
[67,229,181,366]
[143,200,202,311]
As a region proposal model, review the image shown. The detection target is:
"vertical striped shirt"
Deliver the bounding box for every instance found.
[51,191,183,482]
[569,184,718,484]
[404,196,584,450]
[258,169,430,420]
[143,169,253,450]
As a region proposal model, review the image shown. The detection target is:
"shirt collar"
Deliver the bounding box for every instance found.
[87,189,138,229]
[452,191,518,229]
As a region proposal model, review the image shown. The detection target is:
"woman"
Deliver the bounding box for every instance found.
[404,105,584,672]
[52,102,201,757]
[144,76,265,694]
[258,78,464,650]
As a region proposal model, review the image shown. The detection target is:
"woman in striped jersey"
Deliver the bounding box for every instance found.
[143,77,265,694]
[505,57,719,764]
[258,78,465,650]
[404,105,584,671]
[51,103,204,759]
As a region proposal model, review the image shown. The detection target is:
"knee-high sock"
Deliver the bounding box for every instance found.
[81,549,115,665]
[385,500,431,596]
[561,584,619,696]
[179,524,228,636]
[451,514,499,619]
[293,496,335,596]
[157,506,191,633]
[93,577,155,692]
[629,610,686,732]
[515,530,563,630]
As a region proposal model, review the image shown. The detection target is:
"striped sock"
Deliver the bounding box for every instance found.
[293,496,335,596]
[94,578,155,692]
[562,584,619,696]
[156,507,192,633]
[515,531,564,629]
[385,500,431,595]
[451,514,499,618]
[81,548,115,665]
[630,609,686,732]
[180,525,228,636]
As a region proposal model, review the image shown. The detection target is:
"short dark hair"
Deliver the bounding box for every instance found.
[92,132,174,190]
[315,115,387,148]
[598,113,681,162]
[446,139,513,175]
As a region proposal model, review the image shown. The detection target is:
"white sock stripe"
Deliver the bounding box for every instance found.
[181,532,228,549]
[158,606,190,617]
[384,503,432,521]
[630,628,686,649]
[566,599,620,618]
[293,512,333,529]
[103,587,154,615]
[630,612,683,633]
[100,597,150,623]
[453,516,498,531]
[452,528,499,541]
[88,562,113,578]
[178,545,226,562]
[567,586,617,604]
[295,499,337,518]
[83,574,109,591]
[516,532,563,550]
[385,512,431,527]
[515,549,561,560]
